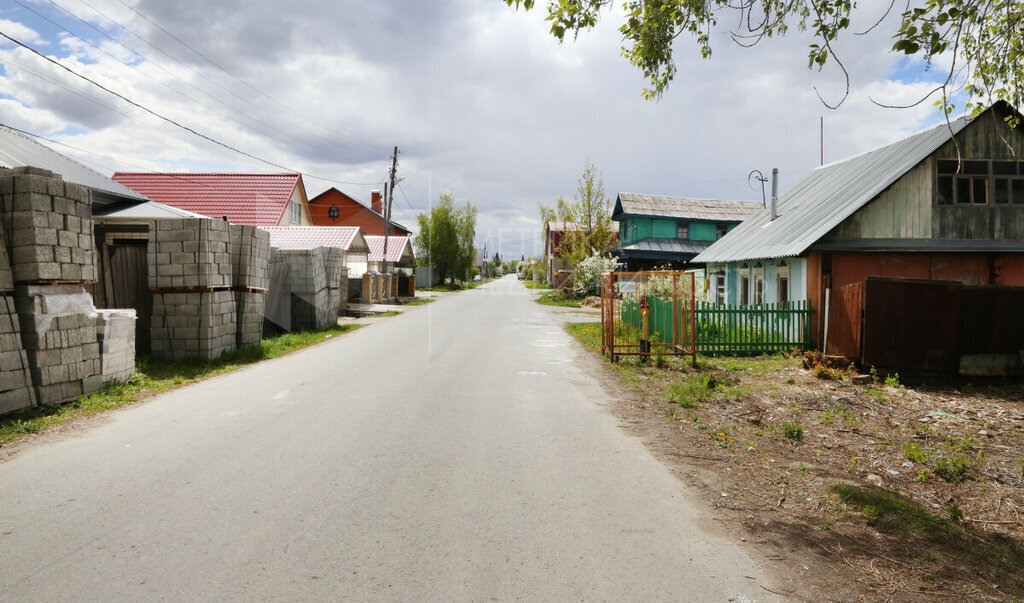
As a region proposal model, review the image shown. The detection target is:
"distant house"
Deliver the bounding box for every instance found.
[695,101,1024,360]
[543,221,580,286]
[307,187,410,236]
[259,226,369,266]
[363,235,415,274]
[111,172,313,227]
[610,193,760,272]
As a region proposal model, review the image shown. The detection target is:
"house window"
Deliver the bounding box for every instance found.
[752,267,764,305]
[776,265,790,304]
[716,224,728,240]
[677,223,689,239]
[289,201,301,223]
[739,269,750,306]
[935,158,1024,205]
[328,205,339,218]
[715,277,725,304]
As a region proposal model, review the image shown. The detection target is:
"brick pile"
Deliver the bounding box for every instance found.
[0,167,123,410]
[230,225,270,348]
[271,247,334,331]
[148,219,237,360]
[0,167,95,283]
[14,285,102,406]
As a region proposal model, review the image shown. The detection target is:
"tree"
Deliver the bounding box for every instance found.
[540,159,618,284]
[502,0,1024,122]
[414,193,478,285]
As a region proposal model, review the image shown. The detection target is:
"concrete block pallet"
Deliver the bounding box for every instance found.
[13,285,103,407]
[230,224,270,290]
[97,309,136,384]
[0,167,95,284]
[148,218,232,290]
[271,247,335,331]
[234,290,265,348]
[0,295,35,414]
[150,290,236,361]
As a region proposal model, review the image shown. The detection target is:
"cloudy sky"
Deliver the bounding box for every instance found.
[0,0,953,258]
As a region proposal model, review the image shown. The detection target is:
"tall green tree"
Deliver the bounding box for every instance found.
[540,159,618,277]
[502,0,1024,122]
[415,193,478,285]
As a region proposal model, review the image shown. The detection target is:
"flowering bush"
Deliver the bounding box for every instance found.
[572,252,620,297]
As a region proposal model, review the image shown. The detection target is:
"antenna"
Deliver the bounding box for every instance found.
[747,170,768,208]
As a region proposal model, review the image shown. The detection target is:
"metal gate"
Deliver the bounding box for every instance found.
[600,271,697,366]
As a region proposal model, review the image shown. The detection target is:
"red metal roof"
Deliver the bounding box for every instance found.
[364,235,414,263]
[259,226,367,253]
[111,172,301,226]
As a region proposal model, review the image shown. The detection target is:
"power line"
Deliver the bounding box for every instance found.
[110,0,384,156]
[74,0,387,158]
[0,29,387,187]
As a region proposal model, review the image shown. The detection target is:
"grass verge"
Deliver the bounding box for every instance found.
[523,280,552,290]
[536,290,581,308]
[0,323,363,445]
[402,297,435,306]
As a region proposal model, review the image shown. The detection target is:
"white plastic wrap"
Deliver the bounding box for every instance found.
[24,285,98,337]
[97,309,136,380]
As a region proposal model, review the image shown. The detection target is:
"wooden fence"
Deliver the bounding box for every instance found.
[695,300,813,354]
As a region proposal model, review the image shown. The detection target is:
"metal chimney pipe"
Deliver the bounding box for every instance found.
[770,168,779,221]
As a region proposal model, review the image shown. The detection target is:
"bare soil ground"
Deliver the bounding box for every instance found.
[569,322,1024,601]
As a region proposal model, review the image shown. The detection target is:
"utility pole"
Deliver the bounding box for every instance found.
[384,146,398,276]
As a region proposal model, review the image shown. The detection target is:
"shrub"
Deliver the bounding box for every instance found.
[571,252,620,297]
[902,442,932,464]
[782,422,804,441]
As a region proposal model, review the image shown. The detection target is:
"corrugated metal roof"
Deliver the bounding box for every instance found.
[364,235,414,263]
[260,226,368,253]
[0,124,148,205]
[112,172,301,226]
[613,238,713,256]
[614,193,761,222]
[93,200,210,219]
[694,115,974,264]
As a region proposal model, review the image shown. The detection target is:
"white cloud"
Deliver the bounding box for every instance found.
[0,0,978,259]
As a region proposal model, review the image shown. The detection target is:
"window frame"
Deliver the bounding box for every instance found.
[935,157,1024,206]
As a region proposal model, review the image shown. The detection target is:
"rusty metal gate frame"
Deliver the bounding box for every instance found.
[600,271,697,366]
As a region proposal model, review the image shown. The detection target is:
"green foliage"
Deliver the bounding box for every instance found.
[536,290,581,307]
[820,404,857,426]
[782,422,804,441]
[934,452,982,483]
[902,442,933,464]
[814,364,842,381]
[1018,458,1024,478]
[666,374,721,408]
[539,159,617,289]
[885,372,901,388]
[502,0,1024,122]
[414,192,478,285]
[564,321,601,351]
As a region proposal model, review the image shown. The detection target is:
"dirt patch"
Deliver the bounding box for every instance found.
[570,328,1024,600]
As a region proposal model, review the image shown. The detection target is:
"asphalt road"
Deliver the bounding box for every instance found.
[0,275,770,601]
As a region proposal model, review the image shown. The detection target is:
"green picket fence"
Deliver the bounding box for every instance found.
[620,299,813,355]
[695,300,813,354]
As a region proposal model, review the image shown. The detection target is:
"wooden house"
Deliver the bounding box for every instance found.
[695,101,1024,371]
[611,193,760,272]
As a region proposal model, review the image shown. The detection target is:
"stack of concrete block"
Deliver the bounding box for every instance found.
[148,218,239,360]
[150,291,236,360]
[230,224,270,348]
[323,247,346,318]
[0,224,36,413]
[0,167,95,284]
[0,296,35,414]
[271,247,333,331]
[96,309,136,384]
[148,218,231,290]
[14,286,102,406]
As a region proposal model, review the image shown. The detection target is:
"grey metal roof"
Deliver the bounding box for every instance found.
[0,124,148,205]
[94,200,209,219]
[693,114,975,264]
[614,193,761,222]
[612,237,713,257]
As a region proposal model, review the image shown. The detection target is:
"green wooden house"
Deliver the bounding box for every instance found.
[610,193,760,271]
